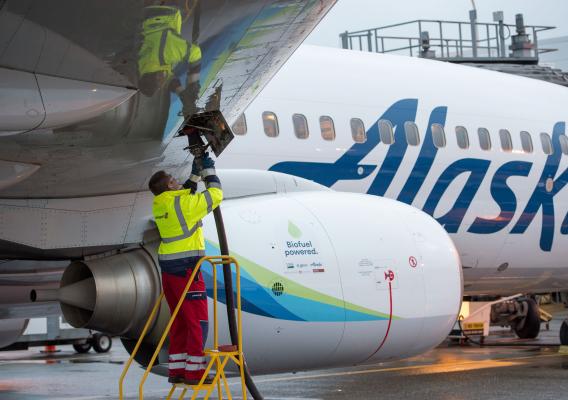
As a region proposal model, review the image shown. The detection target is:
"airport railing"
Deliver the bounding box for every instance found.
[340,19,555,61]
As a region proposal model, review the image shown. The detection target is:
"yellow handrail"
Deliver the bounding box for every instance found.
[133,255,245,400]
[119,291,164,400]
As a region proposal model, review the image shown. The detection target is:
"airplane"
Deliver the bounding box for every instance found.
[0,0,563,380]
[231,43,568,295]
[226,43,568,344]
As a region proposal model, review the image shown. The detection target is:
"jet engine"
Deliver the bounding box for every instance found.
[32,191,462,373]
[31,249,164,339]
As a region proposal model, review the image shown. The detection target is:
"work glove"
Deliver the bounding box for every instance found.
[191,155,204,175]
[201,152,215,170]
[199,152,221,189]
[199,152,215,179]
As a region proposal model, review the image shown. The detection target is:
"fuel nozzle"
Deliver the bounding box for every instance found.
[177,110,235,158]
[180,124,209,159]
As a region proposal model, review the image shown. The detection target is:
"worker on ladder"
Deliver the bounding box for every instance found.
[148,153,222,385]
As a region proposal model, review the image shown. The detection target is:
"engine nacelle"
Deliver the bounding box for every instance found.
[32,190,462,373]
[207,191,462,372]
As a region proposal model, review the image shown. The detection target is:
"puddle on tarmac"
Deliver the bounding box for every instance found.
[69,358,124,365]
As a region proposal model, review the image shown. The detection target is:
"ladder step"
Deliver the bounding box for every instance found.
[174,383,215,389]
[218,344,238,352]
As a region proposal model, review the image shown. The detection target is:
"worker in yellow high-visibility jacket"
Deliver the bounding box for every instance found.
[138,3,202,116]
[149,153,222,385]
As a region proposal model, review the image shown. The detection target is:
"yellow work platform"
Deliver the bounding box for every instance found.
[119,256,248,400]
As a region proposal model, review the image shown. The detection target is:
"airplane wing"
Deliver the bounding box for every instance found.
[0,0,337,349]
[0,0,337,198]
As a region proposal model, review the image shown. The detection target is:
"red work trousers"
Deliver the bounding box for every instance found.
[162,270,209,380]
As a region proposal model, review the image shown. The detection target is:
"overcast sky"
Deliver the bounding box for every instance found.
[306,0,568,48]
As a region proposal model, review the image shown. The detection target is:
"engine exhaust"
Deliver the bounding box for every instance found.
[31,278,96,310]
[31,249,161,337]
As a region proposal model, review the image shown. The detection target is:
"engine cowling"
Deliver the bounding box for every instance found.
[32,190,462,373]
[205,191,462,372]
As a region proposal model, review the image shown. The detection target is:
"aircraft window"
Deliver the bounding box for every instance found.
[378,119,395,145]
[320,116,336,141]
[499,129,513,152]
[478,128,491,151]
[560,135,568,155]
[431,124,446,148]
[351,118,367,143]
[232,114,247,136]
[262,112,279,138]
[404,121,420,146]
[520,131,533,153]
[455,126,469,149]
[292,114,309,139]
[540,132,553,155]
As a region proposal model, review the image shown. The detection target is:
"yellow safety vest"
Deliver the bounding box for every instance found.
[152,187,223,267]
[138,6,202,77]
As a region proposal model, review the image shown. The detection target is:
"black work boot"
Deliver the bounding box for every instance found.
[168,376,184,384]
[183,375,214,385]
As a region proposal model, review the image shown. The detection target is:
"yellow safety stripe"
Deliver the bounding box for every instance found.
[203,190,213,213]
[160,196,202,244]
[158,250,205,261]
[206,182,222,189]
[158,29,172,65]
[161,221,202,243]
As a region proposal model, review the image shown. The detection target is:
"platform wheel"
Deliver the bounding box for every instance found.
[560,320,568,345]
[513,298,541,339]
[73,342,91,353]
[91,333,112,353]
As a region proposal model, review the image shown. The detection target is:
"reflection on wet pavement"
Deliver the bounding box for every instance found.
[2,318,568,399]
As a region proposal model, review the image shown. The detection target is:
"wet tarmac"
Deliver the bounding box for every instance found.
[2,314,568,400]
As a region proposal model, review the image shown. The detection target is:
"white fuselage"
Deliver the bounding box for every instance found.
[219,45,568,295]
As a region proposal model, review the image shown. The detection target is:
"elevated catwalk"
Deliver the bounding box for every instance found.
[341,12,568,87]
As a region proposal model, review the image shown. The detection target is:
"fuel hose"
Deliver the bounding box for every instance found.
[213,207,264,399]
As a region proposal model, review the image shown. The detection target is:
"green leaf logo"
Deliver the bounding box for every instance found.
[288,221,302,239]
